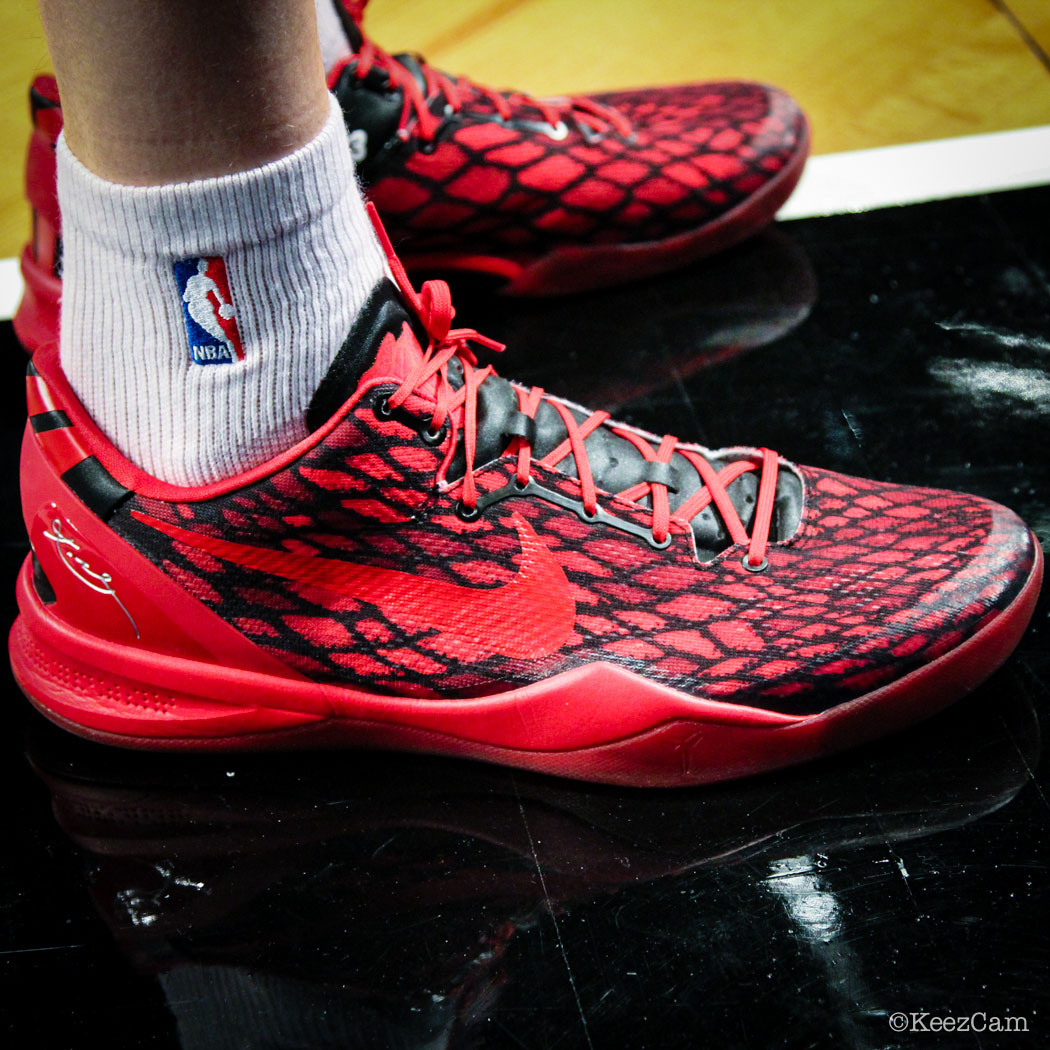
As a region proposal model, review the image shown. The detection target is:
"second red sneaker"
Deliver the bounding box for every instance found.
[11,213,1041,787]
[331,1,808,293]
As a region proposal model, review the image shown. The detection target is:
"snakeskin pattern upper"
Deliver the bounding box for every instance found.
[111,352,1034,716]
[353,80,806,257]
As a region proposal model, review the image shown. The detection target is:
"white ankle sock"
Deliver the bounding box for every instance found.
[57,94,387,487]
[315,0,354,74]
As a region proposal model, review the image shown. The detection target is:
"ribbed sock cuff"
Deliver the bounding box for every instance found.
[56,93,356,259]
[56,90,388,486]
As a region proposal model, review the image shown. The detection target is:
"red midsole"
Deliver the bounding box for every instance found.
[11,554,803,748]
[10,540,1042,782]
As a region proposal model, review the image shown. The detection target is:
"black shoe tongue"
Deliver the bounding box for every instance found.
[330,53,442,181]
[456,374,803,559]
[306,279,415,432]
[330,65,406,182]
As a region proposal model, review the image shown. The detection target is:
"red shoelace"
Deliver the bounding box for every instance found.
[370,206,779,569]
[329,8,632,144]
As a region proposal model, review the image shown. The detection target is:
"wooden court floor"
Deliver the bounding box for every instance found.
[2,0,1050,260]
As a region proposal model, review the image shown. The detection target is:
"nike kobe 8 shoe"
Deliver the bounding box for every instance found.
[15,0,808,350]
[12,213,1041,787]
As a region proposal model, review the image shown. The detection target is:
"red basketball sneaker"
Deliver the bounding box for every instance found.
[14,2,808,351]
[329,0,808,293]
[11,214,1041,787]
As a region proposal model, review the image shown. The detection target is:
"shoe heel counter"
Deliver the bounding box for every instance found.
[26,75,62,274]
[20,408,147,650]
[16,77,63,352]
[20,365,305,678]
[14,247,61,353]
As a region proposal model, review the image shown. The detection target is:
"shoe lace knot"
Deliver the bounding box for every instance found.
[374,207,504,507]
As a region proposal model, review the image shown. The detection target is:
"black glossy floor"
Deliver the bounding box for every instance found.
[4,187,1049,1050]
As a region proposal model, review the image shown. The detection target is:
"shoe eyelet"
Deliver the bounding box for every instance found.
[374,396,394,420]
[741,554,770,573]
[419,422,447,446]
[544,120,569,140]
[580,506,599,522]
[648,533,672,550]
[513,477,529,492]
[419,140,438,155]
[455,501,481,522]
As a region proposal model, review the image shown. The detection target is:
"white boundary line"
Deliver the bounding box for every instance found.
[2,125,1049,322]
[0,257,21,323]
[778,125,1050,220]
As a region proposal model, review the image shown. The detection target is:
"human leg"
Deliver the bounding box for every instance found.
[40,0,387,485]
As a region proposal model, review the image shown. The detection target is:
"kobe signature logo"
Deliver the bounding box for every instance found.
[42,518,139,637]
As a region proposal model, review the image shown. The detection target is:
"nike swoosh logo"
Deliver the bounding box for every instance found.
[131,510,576,660]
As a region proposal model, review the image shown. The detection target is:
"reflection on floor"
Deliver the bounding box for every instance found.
[3,187,1049,1049]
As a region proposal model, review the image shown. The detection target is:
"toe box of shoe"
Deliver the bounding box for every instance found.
[743,465,1039,715]
[582,81,808,240]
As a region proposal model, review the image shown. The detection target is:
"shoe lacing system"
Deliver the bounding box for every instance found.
[330,9,631,144]
[370,205,779,570]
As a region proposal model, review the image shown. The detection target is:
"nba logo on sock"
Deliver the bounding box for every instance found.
[173,257,245,366]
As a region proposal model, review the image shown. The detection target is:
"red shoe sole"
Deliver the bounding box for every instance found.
[402,120,811,297]
[10,536,1041,787]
